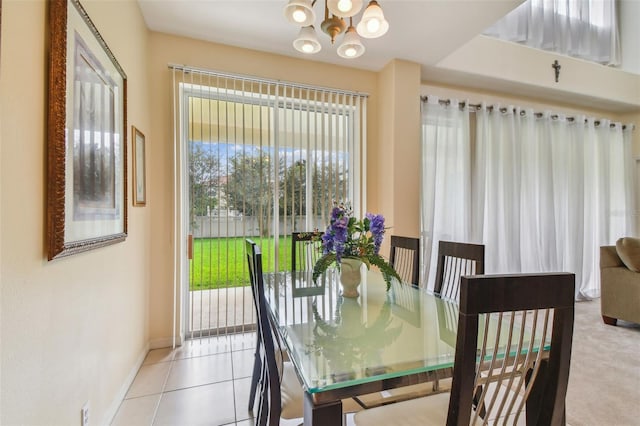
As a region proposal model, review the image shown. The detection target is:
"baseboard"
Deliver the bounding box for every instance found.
[149,336,183,349]
[102,342,150,426]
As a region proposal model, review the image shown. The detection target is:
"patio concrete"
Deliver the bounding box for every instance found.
[187,287,255,335]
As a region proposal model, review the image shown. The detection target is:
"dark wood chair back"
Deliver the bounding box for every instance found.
[246,239,264,412]
[246,239,282,426]
[389,235,420,286]
[292,231,323,272]
[434,240,484,301]
[447,273,575,426]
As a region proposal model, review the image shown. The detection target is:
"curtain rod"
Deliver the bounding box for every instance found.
[168,63,369,98]
[421,96,635,131]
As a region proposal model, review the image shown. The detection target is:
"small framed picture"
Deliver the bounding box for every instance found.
[132,126,146,206]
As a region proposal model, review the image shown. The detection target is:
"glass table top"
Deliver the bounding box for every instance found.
[264,268,460,394]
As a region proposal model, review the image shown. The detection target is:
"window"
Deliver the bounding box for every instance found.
[484,0,620,65]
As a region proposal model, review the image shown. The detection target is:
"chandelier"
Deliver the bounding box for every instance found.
[284,0,389,59]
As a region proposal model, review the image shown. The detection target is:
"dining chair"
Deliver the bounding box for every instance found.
[246,238,270,413]
[389,235,420,286]
[354,272,575,426]
[434,240,485,301]
[291,231,323,272]
[246,239,262,412]
[430,240,485,394]
[246,239,304,425]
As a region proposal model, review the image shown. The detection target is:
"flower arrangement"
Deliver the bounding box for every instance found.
[312,202,401,290]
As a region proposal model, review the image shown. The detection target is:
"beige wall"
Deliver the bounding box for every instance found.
[373,60,422,255]
[438,35,640,111]
[1,2,638,424]
[0,0,152,424]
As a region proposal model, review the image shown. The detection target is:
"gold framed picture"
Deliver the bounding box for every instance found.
[47,0,127,260]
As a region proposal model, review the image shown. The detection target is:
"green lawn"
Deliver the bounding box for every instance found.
[190,236,293,290]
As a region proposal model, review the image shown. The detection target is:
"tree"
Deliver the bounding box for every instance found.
[310,159,348,214]
[279,159,307,222]
[189,143,220,227]
[280,157,349,230]
[227,150,349,236]
[226,153,274,237]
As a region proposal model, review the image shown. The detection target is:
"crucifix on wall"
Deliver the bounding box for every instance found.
[552,60,561,83]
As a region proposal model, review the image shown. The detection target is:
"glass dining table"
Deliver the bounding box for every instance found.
[264,267,460,425]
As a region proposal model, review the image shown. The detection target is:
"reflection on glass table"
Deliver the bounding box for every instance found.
[264,269,458,395]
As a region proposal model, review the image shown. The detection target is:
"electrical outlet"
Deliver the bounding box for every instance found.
[81,402,89,426]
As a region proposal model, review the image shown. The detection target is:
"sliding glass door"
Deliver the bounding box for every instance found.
[174,70,367,338]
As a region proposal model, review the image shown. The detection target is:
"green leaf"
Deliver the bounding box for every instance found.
[312,253,337,284]
[366,254,402,291]
[312,253,401,292]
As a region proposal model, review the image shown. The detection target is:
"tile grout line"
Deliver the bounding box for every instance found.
[230,340,240,425]
[139,334,254,426]
[149,353,177,426]
[231,333,256,425]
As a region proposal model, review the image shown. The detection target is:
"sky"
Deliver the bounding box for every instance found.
[190,141,347,169]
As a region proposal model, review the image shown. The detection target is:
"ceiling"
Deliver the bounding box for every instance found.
[137,0,523,77]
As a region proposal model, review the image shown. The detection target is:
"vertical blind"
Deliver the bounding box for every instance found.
[170,65,368,340]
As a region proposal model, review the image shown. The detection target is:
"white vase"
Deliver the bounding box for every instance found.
[340,258,363,298]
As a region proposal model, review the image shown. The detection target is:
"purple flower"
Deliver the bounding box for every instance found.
[322,205,350,260]
[320,202,387,262]
[366,213,385,255]
[321,232,334,255]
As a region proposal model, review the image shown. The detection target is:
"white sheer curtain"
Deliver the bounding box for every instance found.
[484,0,620,65]
[474,107,634,299]
[420,97,472,289]
[421,97,635,299]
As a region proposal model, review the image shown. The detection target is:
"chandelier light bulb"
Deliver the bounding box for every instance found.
[293,26,322,54]
[366,17,380,33]
[284,0,316,26]
[356,0,389,38]
[338,0,352,12]
[327,0,363,18]
[344,47,357,57]
[292,8,307,23]
[337,25,365,59]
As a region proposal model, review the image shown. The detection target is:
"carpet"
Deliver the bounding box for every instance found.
[566,300,640,426]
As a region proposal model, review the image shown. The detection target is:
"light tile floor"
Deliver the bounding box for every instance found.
[111,332,261,426]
